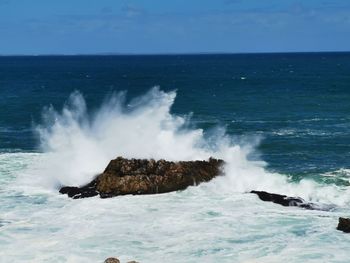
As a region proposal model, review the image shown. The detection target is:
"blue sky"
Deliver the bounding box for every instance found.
[0,0,350,54]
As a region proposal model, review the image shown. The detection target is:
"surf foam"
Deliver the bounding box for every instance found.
[33,87,350,206]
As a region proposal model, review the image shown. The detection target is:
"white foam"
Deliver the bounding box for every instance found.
[0,175,348,263]
[28,88,350,206]
[3,87,350,261]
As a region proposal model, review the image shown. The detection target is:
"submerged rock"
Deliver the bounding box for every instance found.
[60,156,224,199]
[337,217,350,233]
[104,258,120,263]
[103,259,139,263]
[251,190,315,210]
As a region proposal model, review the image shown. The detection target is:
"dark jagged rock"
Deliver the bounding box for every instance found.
[337,217,350,233]
[60,156,224,199]
[59,180,98,199]
[251,190,315,210]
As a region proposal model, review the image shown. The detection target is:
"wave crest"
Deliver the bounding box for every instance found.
[34,87,350,206]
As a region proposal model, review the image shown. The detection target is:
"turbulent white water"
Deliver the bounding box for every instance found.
[1,88,350,262]
[32,87,350,206]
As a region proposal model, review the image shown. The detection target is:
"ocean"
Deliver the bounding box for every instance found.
[1,53,350,262]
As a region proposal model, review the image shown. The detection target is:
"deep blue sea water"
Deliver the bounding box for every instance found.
[1,53,350,262]
[1,53,350,177]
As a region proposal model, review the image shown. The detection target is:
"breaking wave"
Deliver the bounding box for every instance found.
[34,87,350,206]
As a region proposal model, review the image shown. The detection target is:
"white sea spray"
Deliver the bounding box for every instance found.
[28,88,350,206]
[1,88,350,262]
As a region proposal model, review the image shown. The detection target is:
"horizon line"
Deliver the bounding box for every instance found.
[1,50,350,57]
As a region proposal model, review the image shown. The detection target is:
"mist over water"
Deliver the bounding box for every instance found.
[31,87,349,206]
[36,87,212,187]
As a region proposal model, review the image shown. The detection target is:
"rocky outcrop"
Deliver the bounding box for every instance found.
[104,259,139,263]
[104,258,120,263]
[60,157,224,199]
[251,190,315,210]
[337,217,350,233]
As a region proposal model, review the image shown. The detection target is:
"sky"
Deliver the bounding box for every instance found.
[0,0,350,55]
